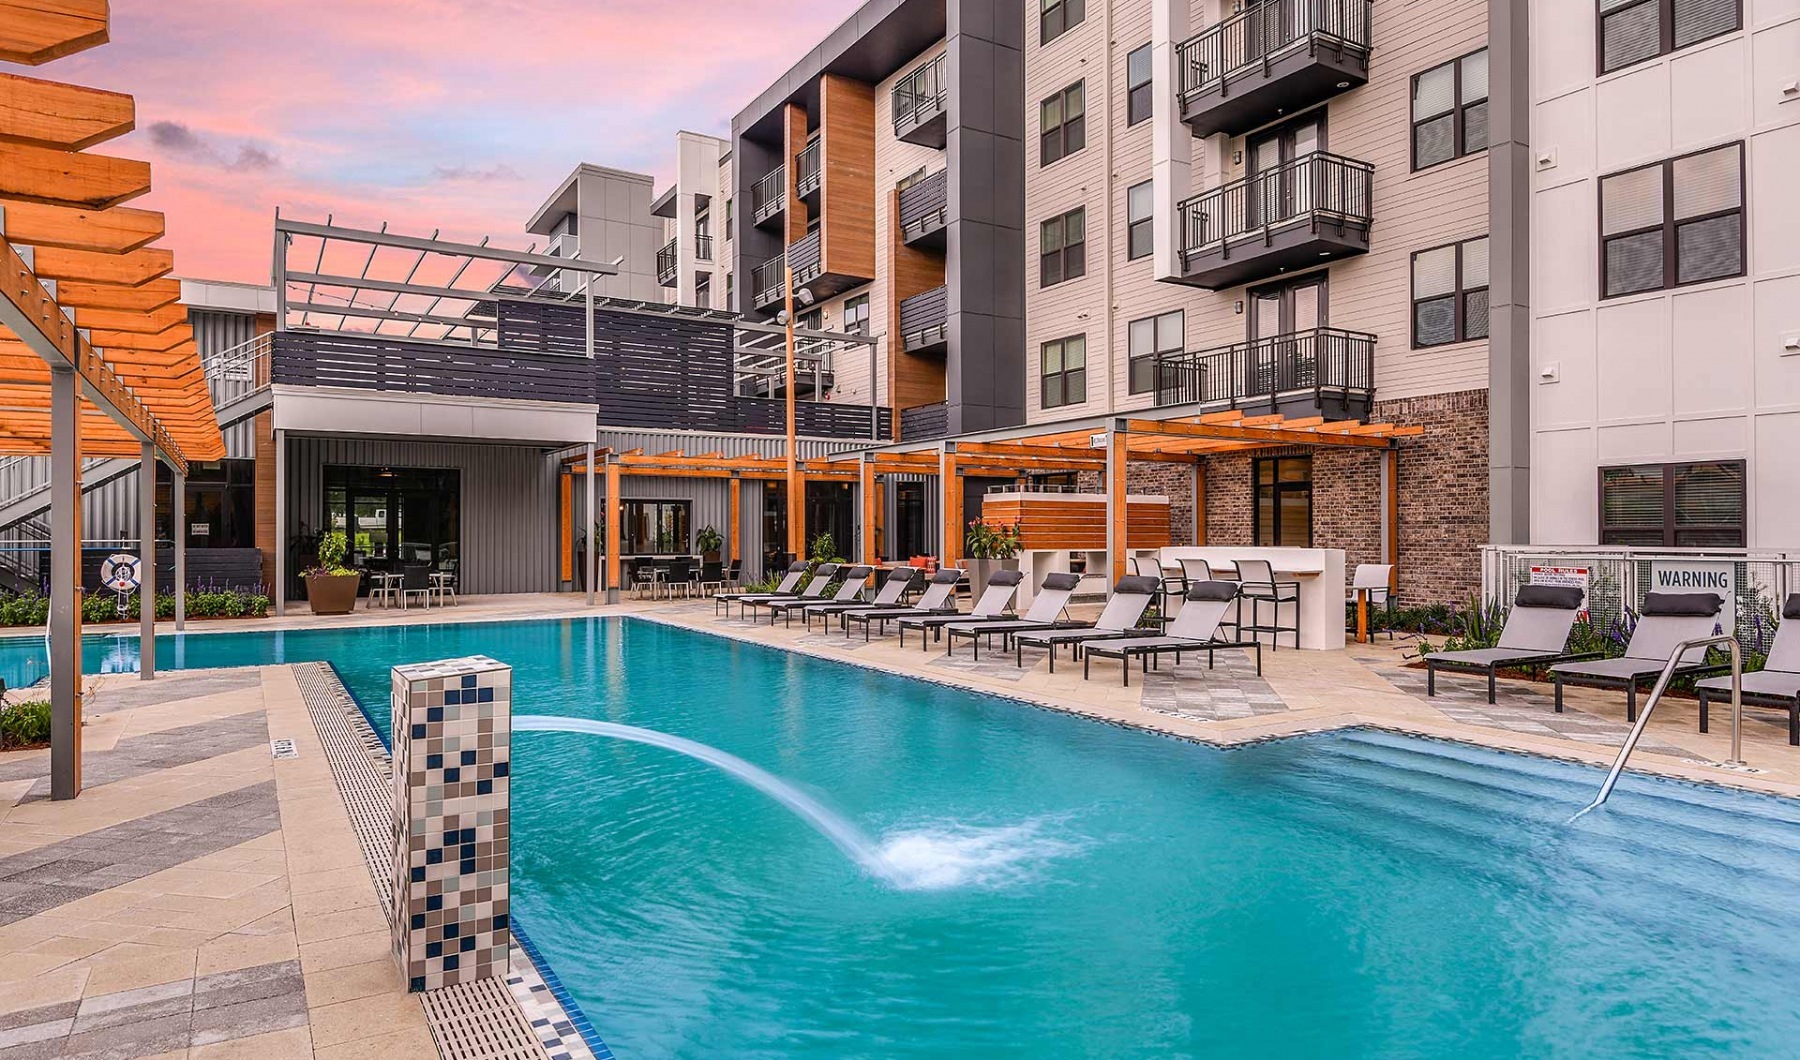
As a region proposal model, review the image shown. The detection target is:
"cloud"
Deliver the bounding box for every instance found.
[431,163,522,183]
[146,120,281,172]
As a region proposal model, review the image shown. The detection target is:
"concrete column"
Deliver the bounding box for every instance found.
[274,428,286,615]
[1488,0,1532,544]
[174,466,186,630]
[1150,0,1193,283]
[389,655,512,992]
[138,443,156,680]
[584,443,597,607]
[49,366,82,801]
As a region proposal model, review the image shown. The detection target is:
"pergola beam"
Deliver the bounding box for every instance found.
[0,71,133,150]
[0,201,163,254]
[0,0,109,65]
[0,140,150,210]
[32,244,172,286]
[54,276,179,310]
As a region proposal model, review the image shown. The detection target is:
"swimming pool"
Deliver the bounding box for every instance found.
[9,616,1800,1056]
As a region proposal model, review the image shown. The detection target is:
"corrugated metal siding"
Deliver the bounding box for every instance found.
[285,437,558,595]
[741,481,765,577]
[594,427,871,460]
[882,472,939,560]
[189,309,258,361]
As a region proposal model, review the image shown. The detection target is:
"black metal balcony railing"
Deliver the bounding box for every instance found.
[787,229,822,286]
[1180,151,1372,262]
[795,142,821,199]
[897,169,948,245]
[656,239,678,286]
[893,54,948,145]
[694,233,713,262]
[897,285,948,350]
[751,254,785,309]
[900,400,950,442]
[752,165,786,226]
[1152,327,1375,410]
[1179,0,1371,105]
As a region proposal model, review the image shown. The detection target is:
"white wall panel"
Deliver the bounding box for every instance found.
[1532,427,1598,544]
[1596,66,1671,171]
[1671,284,1753,417]
[1595,298,1670,424]
[1669,40,1749,153]
[1533,310,1596,429]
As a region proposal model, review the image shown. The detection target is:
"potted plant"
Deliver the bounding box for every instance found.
[304,530,361,615]
[696,525,724,564]
[964,519,1022,590]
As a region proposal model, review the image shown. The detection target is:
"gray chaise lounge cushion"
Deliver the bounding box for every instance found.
[1642,592,1724,618]
[1515,585,1584,610]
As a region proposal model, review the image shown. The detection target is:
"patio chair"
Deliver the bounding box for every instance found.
[742,563,841,621]
[768,565,872,626]
[1551,591,1726,719]
[398,564,432,610]
[697,561,725,597]
[1425,585,1591,704]
[842,569,965,640]
[1081,581,1262,686]
[1237,559,1300,650]
[1013,576,1160,672]
[662,557,696,600]
[897,569,1023,649]
[724,562,742,590]
[1132,556,1188,619]
[1346,563,1395,640]
[943,572,1085,660]
[714,561,807,616]
[631,559,659,600]
[1697,594,1800,746]
[801,568,917,631]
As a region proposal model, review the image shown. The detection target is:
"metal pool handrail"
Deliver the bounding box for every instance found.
[1574,634,1743,819]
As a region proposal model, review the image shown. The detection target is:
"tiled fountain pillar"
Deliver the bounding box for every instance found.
[390,655,513,992]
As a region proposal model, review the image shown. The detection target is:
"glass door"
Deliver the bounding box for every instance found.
[1246,113,1324,229]
[1249,274,1326,395]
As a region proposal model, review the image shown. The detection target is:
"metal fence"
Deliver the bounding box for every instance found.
[1178,0,1372,102]
[1480,545,1800,652]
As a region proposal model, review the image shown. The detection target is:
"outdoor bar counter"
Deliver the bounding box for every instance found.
[1158,547,1347,651]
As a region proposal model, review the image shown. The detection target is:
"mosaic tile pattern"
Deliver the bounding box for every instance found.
[390,656,512,993]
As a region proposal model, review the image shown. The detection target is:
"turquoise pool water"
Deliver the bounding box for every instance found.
[8,617,1800,1056]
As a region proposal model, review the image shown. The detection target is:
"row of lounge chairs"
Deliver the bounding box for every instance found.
[715,565,1265,685]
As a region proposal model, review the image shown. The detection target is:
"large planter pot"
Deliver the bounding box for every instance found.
[967,557,1020,590]
[305,572,361,616]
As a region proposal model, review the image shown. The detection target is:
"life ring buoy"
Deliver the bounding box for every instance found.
[100,553,141,594]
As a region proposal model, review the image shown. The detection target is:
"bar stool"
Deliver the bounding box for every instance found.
[1179,558,1243,638]
[1347,563,1396,641]
[1235,558,1301,650]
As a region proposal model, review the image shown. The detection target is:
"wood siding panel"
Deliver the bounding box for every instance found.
[783,103,810,245]
[982,496,1172,550]
[819,73,877,282]
[253,410,275,589]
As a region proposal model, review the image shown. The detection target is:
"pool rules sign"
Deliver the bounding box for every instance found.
[1649,560,1736,635]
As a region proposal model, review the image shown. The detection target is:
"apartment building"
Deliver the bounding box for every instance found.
[525,163,666,300]
[1527,0,1797,552]
[653,132,734,310]
[729,0,1028,440]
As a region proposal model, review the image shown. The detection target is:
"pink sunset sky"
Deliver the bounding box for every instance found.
[54,0,861,283]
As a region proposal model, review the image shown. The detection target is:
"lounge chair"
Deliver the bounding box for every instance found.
[842,569,964,640]
[800,568,918,631]
[1013,576,1160,671]
[897,570,1023,649]
[714,561,807,616]
[1081,581,1262,685]
[1551,591,1725,719]
[942,573,1086,660]
[741,563,841,621]
[767,565,873,626]
[1425,585,1592,703]
[1697,594,1800,746]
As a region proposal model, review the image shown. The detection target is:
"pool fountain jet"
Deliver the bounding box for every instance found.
[515,715,1071,890]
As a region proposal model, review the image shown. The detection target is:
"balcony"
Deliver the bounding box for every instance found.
[656,239,678,287]
[1178,0,1372,139]
[892,54,948,148]
[1152,326,1375,420]
[751,254,787,313]
[752,165,786,229]
[900,400,950,442]
[694,233,713,263]
[1175,151,1372,289]
[795,141,821,203]
[898,285,948,353]
[897,169,948,249]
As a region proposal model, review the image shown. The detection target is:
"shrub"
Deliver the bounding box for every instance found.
[965,520,1022,560]
[0,586,269,626]
[0,700,52,750]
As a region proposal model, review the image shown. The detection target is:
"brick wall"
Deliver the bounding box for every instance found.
[1199,389,1490,604]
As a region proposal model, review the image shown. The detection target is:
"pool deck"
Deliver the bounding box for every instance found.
[2,590,1798,1058]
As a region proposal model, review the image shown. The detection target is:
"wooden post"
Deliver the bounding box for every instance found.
[604,455,621,604]
[1108,420,1129,585]
[558,473,572,586]
[728,474,742,573]
[940,443,961,568]
[1193,460,1207,546]
[858,457,876,567]
[1384,446,1399,593]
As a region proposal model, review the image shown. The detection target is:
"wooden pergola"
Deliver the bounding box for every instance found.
[0,1,225,800]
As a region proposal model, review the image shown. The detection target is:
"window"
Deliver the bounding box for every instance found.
[1040,335,1086,408]
[1126,181,1154,260]
[1600,142,1743,298]
[1126,44,1154,125]
[1599,0,1739,74]
[1411,236,1489,348]
[842,294,870,335]
[621,500,692,555]
[1128,310,1182,394]
[724,198,732,226]
[1040,82,1086,166]
[1412,49,1488,170]
[1040,207,1086,286]
[895,167,928,192]
[1254,457,1313,547]
[1041,0,1085,45]
[797,308,822,331]
[1600,461,1745,547]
